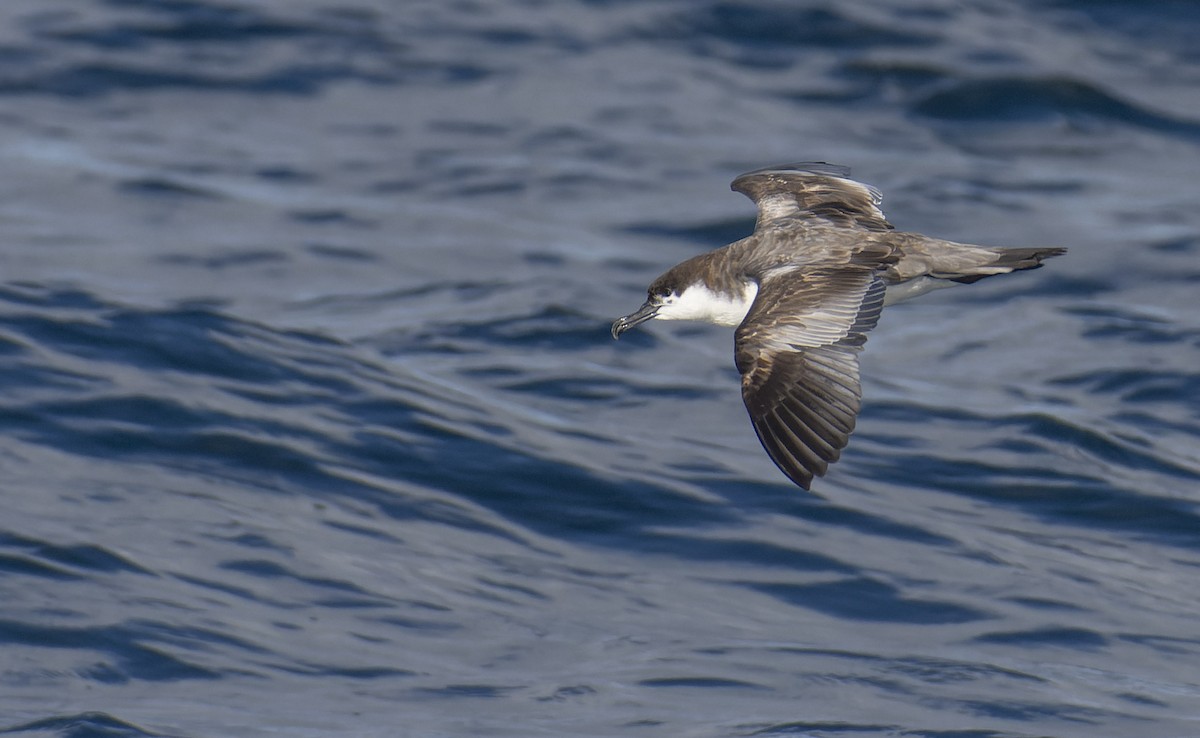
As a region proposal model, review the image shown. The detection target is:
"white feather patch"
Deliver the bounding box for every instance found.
[883,276,957,305]
[656,282,759,327]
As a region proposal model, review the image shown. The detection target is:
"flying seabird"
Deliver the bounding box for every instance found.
[611,162,1066,490]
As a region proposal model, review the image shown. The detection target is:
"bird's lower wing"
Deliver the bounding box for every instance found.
[735,268,885,489]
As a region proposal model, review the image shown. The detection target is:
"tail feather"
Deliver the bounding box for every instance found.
[940,246,1067,284]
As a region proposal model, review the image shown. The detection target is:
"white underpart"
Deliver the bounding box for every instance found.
[883,276,958,306]
[656,282,759,326]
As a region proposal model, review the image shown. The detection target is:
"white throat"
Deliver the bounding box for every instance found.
[656,282,758,327]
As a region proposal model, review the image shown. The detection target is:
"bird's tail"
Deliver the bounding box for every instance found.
[941,246,1067,284]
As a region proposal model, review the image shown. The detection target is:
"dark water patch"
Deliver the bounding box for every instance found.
[1051,367,1200,406]
[386,438,733,544]
[1148,235,1198,254]
[896,731,1037,738]
[884,657,1045,687]
[499,374,719,402]
[625,531,852,572]
[753,645,1049,698]
[295,280,508,319]
[45,1,326,48]
[1065,304,1200,345]
[913,76,1200,141]
[521,124,623,162]
[0,620,222,682]
[269,661,413,679]
[312,400,726,548]
[474,575,548,603]
[117,177,224,200]
[840,59,950,92]
[669,3,936,49]
[0,357,103,396]
[402,305,610,354]
[620,217,755,249]
[888,731,1025,738]
[26,395,213,432]
[801,59,952,104]
[219,531,292,551]
[522,251,567,267]
[986,271,1116,300]
[747,577,989,624]
[3,307,297,382]
[219,559,379,598]
[699,474,959,547]
[0,553,81,581]
[785,86,880,105]
[0,45,41,67]
[0,330,27,355]
[1014,412,1200,480]
[0,296,560,547]
[287,208,377,227]
[537,684,596,701]
[414,683,522,699]
[399,11,587,55]
[10,406,332,491]
[473,27,541,47]
[0,537,147,578]
[1117,633,1200,657]
[170,573,268,604]
[129,619,271,657]
[877,449,1200,548]
[775,490,959,548]
[431,119,511,137]
[638,676,767,689]
[305,243,378,262]
[335,394,435,436]
[750,720,896,735]
[1116,692,1169,707]
[320,665,413,679]
[974,626,1108,650]
[371,614,462,634]
[254,165,317,183]
[411,149,530,197]
[0,62,397,98]
[22,540,150,577]
[0,712,175,738]
[454,180,528,197]
[0,284,109,311]
[317,519,399,544]
[862,397,1200,544]
[1003,596,1089,613]
[28,0,468,94]
[1042,0,1200,60]
[158,249,289,269]
[956,698,1109,723]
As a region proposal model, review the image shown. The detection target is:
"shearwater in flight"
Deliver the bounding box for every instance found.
[611,162,1065,490]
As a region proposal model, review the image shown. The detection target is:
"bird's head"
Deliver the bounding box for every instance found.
[610,273,682,339]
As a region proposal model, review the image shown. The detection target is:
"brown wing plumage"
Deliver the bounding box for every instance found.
[735,268,885,489]
[731,162,893,233]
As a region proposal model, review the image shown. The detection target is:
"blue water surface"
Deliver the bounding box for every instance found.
[1,1,1198,736]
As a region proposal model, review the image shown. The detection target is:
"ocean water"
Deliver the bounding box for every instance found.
[1,1,1198,736]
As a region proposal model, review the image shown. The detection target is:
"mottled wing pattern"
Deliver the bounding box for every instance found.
[731,162,893,232]
[734,268,886,490]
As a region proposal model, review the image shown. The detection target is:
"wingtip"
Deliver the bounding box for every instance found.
[751,413,827,492]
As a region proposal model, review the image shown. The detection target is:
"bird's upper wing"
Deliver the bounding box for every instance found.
[734,267,885,490]
[731,162,893,232]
